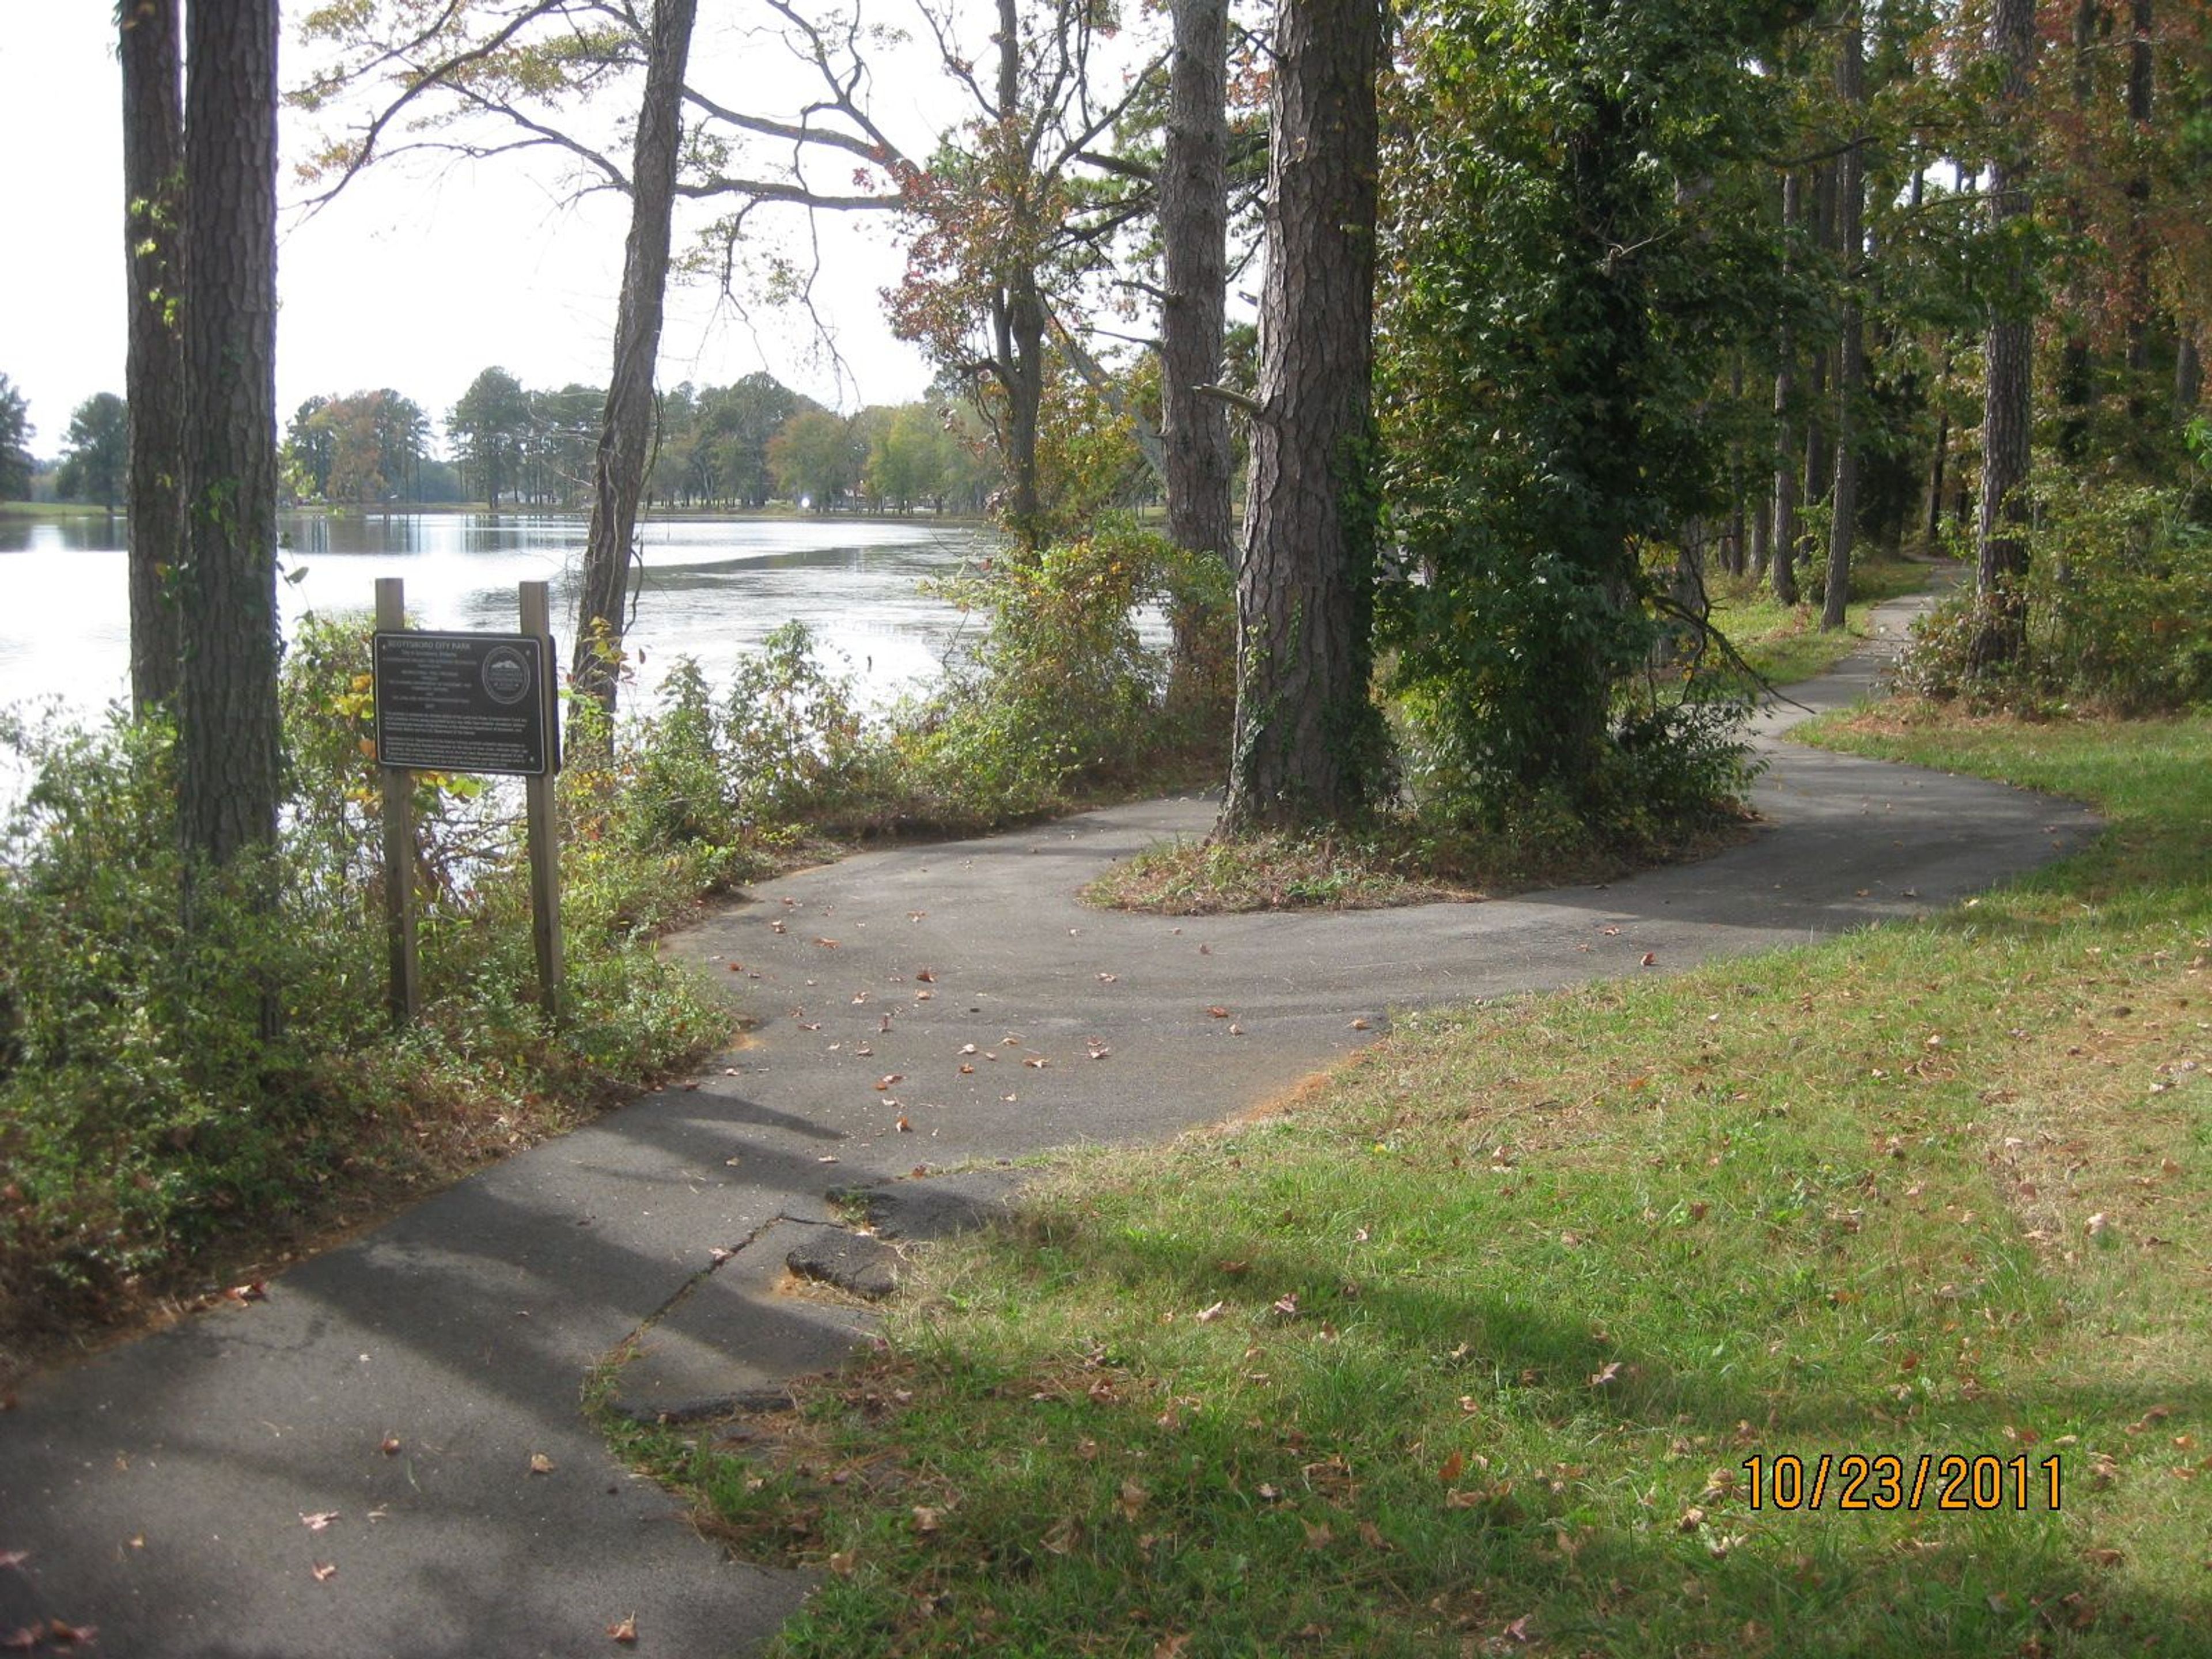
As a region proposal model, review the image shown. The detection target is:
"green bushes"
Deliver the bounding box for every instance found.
[906,523,1230,816]
[0,534,1229,1346]
[1899,436,2212,713]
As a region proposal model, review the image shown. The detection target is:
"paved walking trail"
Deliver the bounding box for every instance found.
[0,589,2099,1657]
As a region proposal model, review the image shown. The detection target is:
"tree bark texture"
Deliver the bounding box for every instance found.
[1798,158,1834,541]
[1822,6,1865,632]
[122,0,185,717]
[1770,169,1801,605]
[2054,0,2101,464]
[1922,369,1950,553]
[1219,0,1385,833]
[990,0,1048,547]
[571,0,698,730]
[1160,0,1235,568]
[1969,0,2038,676]
[2123,0,2154,422]
[179,0,283,868]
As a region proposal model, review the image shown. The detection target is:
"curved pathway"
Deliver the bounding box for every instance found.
[0,588,2100,1656]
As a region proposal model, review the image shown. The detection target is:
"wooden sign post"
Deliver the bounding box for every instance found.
[372,578,564,1027]
[375,578,421,1028]
[518,581,565,1024]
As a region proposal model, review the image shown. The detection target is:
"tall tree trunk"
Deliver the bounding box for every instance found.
[987,0,1050,550]
[2054,0,2103,464]
[570,0,698,734]
[1160,0,1235,719]
[178,0,283,869]
[1770,168,1801,605]
[1923,355,1952,554]
[2177,328,2202,415]
[2123,0,2154,428]
[1822,5,1865,632]
[1969,0,2039,676]
[1726,353,1748,576]
[1799,157,1834,552]
[1219,0,1385,833]
[120,0,185,718]
[1161,0,1234,566]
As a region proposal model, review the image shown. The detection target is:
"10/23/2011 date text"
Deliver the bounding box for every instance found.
[1740,1453,2062,1512]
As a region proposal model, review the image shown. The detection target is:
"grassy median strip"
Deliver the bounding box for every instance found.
[623,704,2210,1657]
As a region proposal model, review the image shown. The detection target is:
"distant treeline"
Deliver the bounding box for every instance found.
[273,366,1006,515]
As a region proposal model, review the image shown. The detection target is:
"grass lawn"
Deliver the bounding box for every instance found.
[610,700,2212,1657]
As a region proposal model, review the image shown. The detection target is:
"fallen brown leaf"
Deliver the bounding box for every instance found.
[608,1613,639,1643]
[300,1511,339,1532]
[311,1561,337,1582]
[529,1453,555,1475]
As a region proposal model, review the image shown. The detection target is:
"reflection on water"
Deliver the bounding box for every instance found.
[0,512,997,719]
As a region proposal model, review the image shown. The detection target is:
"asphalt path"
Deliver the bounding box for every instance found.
[0,588,2100,1656]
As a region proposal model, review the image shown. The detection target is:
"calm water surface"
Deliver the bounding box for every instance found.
[0,512,998,722]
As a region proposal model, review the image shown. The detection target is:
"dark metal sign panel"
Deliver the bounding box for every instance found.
[373,630,556,777]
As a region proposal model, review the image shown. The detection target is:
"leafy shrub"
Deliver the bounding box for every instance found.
[0,622,729,1342]
[1897,446,2212,713]
[904,522,1224,815]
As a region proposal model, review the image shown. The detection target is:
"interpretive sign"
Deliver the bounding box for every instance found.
[374,579,566,1029]
[372,629,556,777]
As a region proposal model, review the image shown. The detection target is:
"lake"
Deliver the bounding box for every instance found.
[0,512,1001,725]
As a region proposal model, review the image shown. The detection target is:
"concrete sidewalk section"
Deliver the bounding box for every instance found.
[0,588,2099,1656]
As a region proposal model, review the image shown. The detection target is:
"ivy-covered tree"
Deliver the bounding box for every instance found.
[1377,0,1798,826]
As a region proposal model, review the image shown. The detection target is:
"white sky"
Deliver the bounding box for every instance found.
[0,6,949,461]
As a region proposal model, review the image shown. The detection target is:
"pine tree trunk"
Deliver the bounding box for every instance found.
[1219,0,1385,834]
[1923,376,1950,554]
[1161,0,1234,567]
[1822,6,1865,632]
[1969,0,2039,676]
[178,0,283,869]
[1770,169,1801,606]
[2123,0,2154,427]
[121,0,185,718]
[570,0,698,734]
[2054,0,2101,464]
